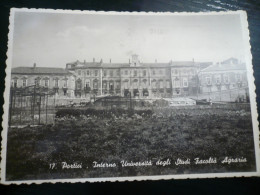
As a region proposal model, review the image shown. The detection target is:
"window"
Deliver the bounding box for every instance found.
[116,70,120,76]
[86,70,90,76]
[237,74,241,82]
[125,70,128,75]
[109,70,113,77]
[85,81,90,88]
[175,70,178,75]
[216,75,221,85]
[159,70,162,75]
[183,78,188,87]
[116,81,120,89]
[103,81,107,89]
[153,70,156,75]
[174,77,180,87]
[22,79,27,87]
[224,75,229,84]
[206,77,211,85]
[54,79,59,87]
[123,80,129,88]
[13,79,18,88]
[95,70,98,76]
[133,79,138,88]
[104,70,107,76]
[35,78,40,86]
[93,80,98,89]
[109,82,114,90]
[134,70,137,76]
[44,79,49,87]
[143,70,146,76]
[159,80,164,88]
[142,79,147,88]
[76,79,82,89]
[63,80,68,88]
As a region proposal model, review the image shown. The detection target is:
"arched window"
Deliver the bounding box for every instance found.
[142,79,148,88]
[93,79,98,89]
[109,80,114,90]
[115,80,120,89]
[103,80,107,89]
[133,79,138,89]
[123,79,129,89]
[85,79,90,88]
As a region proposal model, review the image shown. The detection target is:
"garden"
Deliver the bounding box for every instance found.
[6,104,256,180]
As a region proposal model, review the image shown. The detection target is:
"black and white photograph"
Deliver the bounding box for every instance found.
[1,8,259,184]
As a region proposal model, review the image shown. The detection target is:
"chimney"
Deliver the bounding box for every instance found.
[93,58,95,63]
[33,63,36,68]
[110,59,111,63]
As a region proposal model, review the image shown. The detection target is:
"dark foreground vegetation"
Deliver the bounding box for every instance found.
[6,104,256,180]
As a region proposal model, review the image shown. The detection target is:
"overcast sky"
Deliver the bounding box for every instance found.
[12,11,245,68]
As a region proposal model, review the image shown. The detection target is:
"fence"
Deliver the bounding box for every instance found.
[9,85,56,126]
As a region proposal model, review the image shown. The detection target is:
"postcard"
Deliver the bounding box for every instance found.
[1,8,259,184]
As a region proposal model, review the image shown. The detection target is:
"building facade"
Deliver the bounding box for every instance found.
[199,58,249,102]
[11,63,75,97]
[11,56,248,101]
[66,55,201,98]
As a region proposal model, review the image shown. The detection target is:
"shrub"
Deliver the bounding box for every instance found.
[55,108,154,119]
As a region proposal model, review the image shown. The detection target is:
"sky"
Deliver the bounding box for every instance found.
[12,11,245,68]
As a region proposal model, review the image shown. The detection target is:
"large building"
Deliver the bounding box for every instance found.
[11,63,75,97]
[10,55,248,101]
[66,55,205,98]
[198,58,249,101]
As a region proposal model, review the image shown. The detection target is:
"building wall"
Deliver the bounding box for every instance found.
[170,67,197,96]
[69,65,197,98]
[11,74,75,97]
[199,70,248,101]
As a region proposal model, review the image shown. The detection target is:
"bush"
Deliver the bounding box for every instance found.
[56,108,154,119]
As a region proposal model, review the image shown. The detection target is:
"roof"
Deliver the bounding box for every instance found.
[200,62,246,72]
[11,67,72,75]
[67,60,198,69]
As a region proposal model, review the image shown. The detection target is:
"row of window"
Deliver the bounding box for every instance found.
[77,69,170,77]
[11,78,68,88]
[77,79,172,90]
[172,69,195,75]
[205,74,242,85]
[172,78,188,88]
